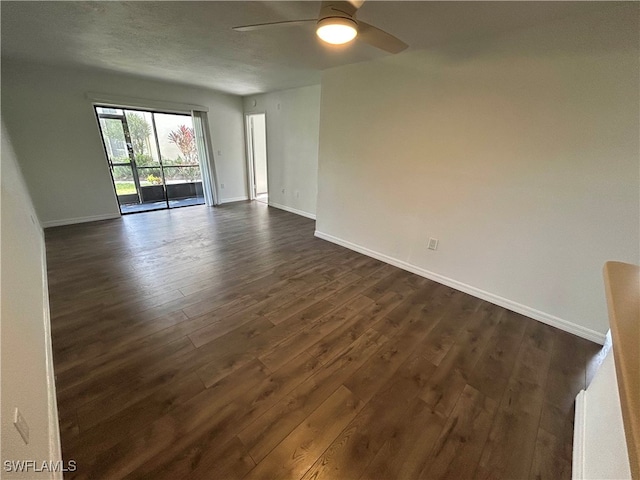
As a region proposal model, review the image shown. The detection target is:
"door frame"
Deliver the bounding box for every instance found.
[95,111,149,210]
[244,112,268,202]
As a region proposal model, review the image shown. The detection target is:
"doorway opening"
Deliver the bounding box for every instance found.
[246,113,268,204]
[95,106,205,214]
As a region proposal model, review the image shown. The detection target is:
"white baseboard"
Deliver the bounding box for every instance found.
[218,196,249,204]
[269,202,316,220]
[573,390,586,480]
[42,213,120,228]
[314,230,606,345]
[40,237,63,478]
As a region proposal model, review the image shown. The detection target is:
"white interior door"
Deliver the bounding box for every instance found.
[247,113,268,202]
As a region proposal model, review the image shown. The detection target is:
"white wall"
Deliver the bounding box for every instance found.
[244,85,321,219]
[574,347,632,479]
[315,4,639,341]
[1,60,248,226]
[1,120,61,479]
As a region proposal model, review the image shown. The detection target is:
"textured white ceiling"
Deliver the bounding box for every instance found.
[0,1,614,96]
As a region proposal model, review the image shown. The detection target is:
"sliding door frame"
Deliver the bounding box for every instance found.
[94,105,206,214]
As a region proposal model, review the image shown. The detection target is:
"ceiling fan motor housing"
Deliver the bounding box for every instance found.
[318,2,358,22]
[316,16,358,31]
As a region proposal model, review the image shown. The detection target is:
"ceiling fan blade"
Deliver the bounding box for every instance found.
[233,19,315,32]
[346,0,366,10]
[357,21,408,54]
[320,1,358,18]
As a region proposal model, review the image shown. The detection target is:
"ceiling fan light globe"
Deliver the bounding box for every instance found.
[316,17,357,45]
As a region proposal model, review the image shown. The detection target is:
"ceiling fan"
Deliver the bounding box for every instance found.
[233,0,408,54]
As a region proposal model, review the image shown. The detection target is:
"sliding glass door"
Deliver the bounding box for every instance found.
[95,106,205,214]
[152,113,204,208]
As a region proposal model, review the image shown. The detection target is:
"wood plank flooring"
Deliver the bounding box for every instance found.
[45,201,602,479]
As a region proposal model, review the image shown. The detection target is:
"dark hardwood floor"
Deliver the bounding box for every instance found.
[45,201,601,479]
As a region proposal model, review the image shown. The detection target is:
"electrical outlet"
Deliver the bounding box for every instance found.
[220,183,225,189]
[295,191,299,198]
[281,188,285,194]
[428,238,439,251]
[13,408,29,445]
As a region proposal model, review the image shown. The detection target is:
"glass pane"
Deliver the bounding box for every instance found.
[98,118,130,164]
[111,165,138,203]
[154,113,199,166]
[96,107,123,116]
[136,166,166,205]
[164,166,204,205]
[164,166,202,184]
[137,167,164,187]
[124,110,160,167]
